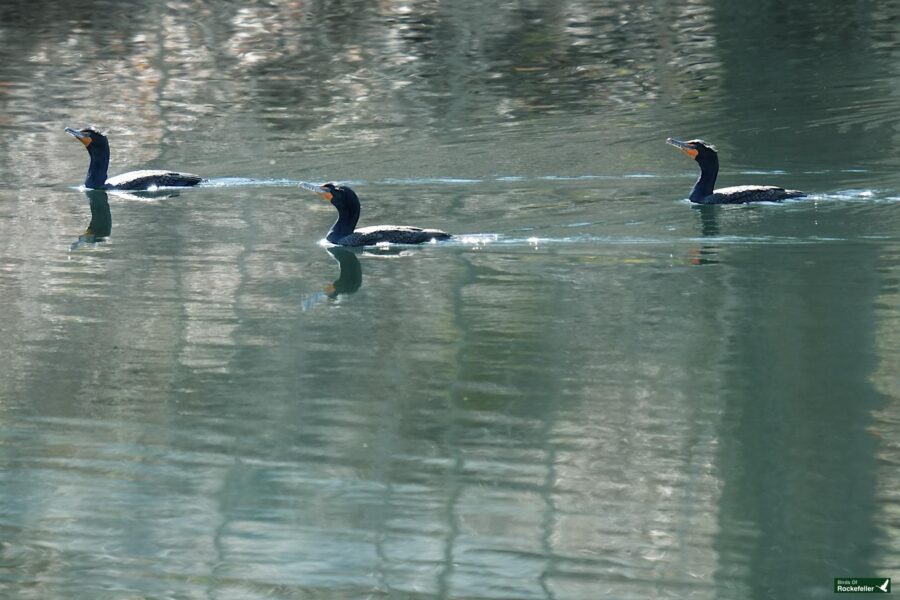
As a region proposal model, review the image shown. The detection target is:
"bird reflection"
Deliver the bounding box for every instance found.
[696,204,720,237]
[325,247,363,298]
[689,204,721,265]
[70,189,111,250]
[301,247,363,311]
[69,188,182,251]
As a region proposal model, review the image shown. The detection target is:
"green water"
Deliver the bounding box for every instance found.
[1,1,898,599]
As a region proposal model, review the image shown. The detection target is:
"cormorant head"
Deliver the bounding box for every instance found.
[298,181,362,242]
[322,183,360,212]
[667,138,720,202]
[299,181,360,212]
[65,126,110,153]
[666,138,717,162]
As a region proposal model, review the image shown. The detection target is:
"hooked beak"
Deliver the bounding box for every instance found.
[666,138,697,159]
[65,127,91,147]
[299,181,333,201]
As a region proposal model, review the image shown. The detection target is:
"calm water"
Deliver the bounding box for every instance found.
[1,1,899,599]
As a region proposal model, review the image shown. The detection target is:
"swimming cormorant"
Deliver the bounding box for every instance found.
[65,126,202,190]
[300,182,451,246]
[667,138,805,204]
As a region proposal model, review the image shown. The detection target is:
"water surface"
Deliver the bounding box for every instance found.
[1,1,899,599]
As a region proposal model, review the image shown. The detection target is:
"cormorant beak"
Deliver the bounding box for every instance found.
[65,127,92,147]
[666,138,698,159]
[299,181,333,201]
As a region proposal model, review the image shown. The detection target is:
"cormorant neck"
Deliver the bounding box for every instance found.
[326,196,360,244]
[85,146,110,189]
[690,154,718,203]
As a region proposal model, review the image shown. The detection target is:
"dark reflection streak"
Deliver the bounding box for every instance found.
[204,197,258,600]
[209,493,230,600]
[538,429,558,600]
[536,269,568,600]
[152,5,171,167]
[437,254,477,599]
[441,4,473,128]
[371,379,395,597]
[366,283,402,594]
[437,400,463,598]
[373,484,391,596]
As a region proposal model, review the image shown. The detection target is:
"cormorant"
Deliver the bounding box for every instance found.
[667,138,805,204]
[65,126,202,190]
[300,182,451,246]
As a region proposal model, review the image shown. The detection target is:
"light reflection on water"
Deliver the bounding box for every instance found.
[1,0,900,599]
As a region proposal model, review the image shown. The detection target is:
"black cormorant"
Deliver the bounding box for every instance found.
[65,126,202,190]
[300,182,451,246]
[667,138,805,204]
